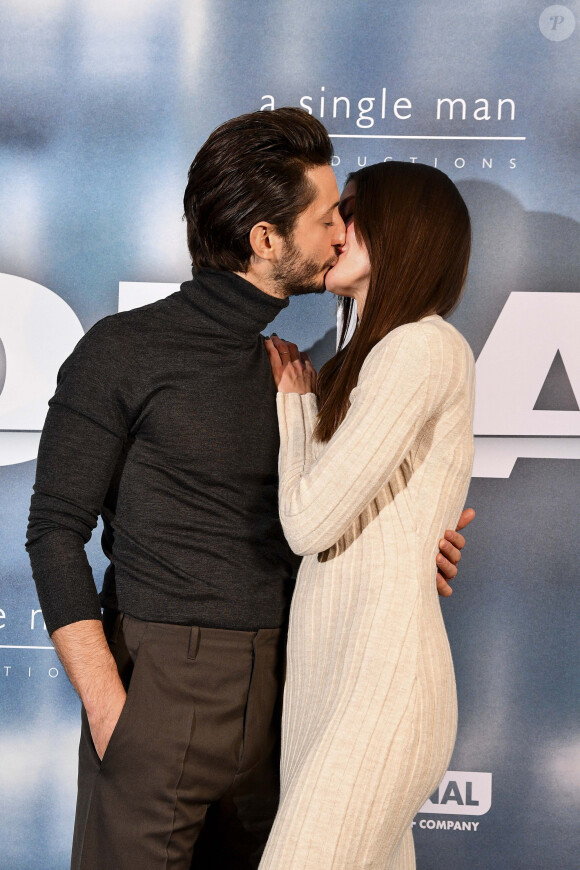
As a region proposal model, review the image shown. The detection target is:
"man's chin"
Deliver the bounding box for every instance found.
[293,263,338,297]
[286,280,327,298]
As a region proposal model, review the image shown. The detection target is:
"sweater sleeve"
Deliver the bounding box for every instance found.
[26,317,142,636]
[276,321,458,556]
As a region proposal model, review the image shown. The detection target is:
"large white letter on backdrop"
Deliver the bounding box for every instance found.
[473,291,580,477]
[0,274,84,466]
[2,280,580,478]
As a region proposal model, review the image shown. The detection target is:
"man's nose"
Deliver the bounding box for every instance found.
[333,214,346,246]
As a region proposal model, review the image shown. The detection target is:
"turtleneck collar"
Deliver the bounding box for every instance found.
[180,269,289,338]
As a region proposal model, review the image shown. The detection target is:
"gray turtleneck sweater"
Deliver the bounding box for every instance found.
[27,269,299,635]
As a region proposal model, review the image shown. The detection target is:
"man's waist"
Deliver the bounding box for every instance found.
[101,572,294,633]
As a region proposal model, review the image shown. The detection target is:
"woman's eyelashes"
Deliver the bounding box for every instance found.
[339,205,354,225]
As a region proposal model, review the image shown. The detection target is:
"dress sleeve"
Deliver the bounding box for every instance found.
[276,322,457,556]
[26,317,142,635]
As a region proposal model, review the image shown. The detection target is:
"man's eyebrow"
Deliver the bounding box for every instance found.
[321,200,341,216]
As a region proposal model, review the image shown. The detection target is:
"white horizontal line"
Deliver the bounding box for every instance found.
[474,434,580,439]
[0,645,55,650]
[329,134,526,141]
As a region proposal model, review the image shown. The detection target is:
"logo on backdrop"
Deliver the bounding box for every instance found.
[419,771,492,816]
[0,605,58,678]
[413,771,492,833]
[260,90,522,175]
[539,6,576,41]
[1,276,580,477]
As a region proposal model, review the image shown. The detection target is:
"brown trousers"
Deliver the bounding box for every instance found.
[71,612,286,870]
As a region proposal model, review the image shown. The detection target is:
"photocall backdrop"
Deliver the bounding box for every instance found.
[1,2,578,867]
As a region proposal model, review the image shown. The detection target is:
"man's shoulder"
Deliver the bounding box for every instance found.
[77,290,185,353]
[53,293,190,411]
[96,290,184,330]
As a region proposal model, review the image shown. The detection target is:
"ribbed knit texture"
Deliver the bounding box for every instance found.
[259,315,475,869]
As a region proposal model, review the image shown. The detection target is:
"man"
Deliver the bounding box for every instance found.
[27,108,472,869]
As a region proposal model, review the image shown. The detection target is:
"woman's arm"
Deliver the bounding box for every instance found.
[275,321,468,556]
[265,334,321,471]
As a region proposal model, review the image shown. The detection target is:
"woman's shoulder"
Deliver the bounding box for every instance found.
[360,315,474,382]
[417,315,475,360]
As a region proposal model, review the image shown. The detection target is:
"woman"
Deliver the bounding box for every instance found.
[261,161,475,869]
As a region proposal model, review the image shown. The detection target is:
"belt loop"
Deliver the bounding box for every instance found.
[188,626,201,661]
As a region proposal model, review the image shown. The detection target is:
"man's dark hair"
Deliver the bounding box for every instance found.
[183,107,333,273]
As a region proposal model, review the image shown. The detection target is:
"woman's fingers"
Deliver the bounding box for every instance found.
[264,336,282,366]
[271,334,301,364]
[267,336,317,393]
[264,337,285,386]
[301,353,317,391]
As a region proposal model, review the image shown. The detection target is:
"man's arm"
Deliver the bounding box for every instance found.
[27,317,141,757]
[28,403,130,759]
[436,507,476,597]
[52,620,126,759]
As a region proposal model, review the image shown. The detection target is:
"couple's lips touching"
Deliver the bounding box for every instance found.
[323,250,342,277]
[322,255,340,291]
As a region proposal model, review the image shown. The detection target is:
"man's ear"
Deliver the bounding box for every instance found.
[248,221,285,263]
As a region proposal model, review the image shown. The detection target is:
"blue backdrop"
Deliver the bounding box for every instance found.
[1,2,578,867]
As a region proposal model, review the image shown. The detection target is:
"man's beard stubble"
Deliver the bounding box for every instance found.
[272,236,338,298]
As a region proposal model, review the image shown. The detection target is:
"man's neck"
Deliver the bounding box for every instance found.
[234,267,286,300]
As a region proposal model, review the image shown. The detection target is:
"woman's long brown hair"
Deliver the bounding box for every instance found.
[314,161,471,442]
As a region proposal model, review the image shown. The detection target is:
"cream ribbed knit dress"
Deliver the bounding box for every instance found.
[259,315,475,870]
